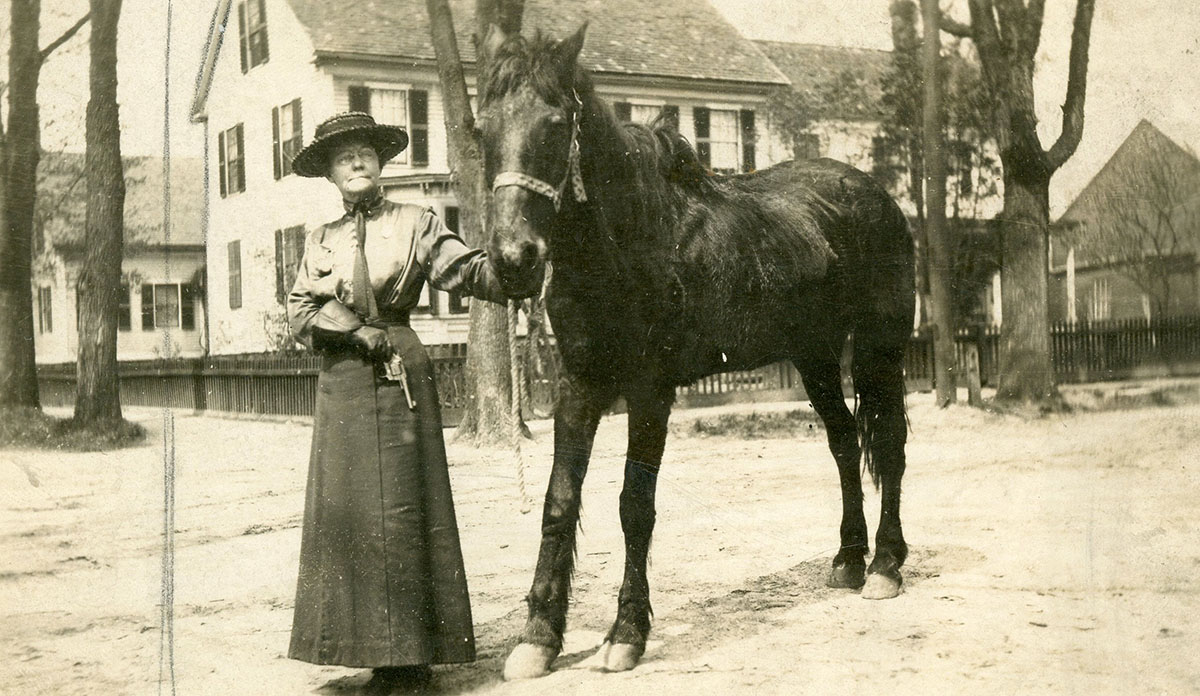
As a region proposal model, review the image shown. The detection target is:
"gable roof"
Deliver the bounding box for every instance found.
[37,152,205,251]
[193,0,788,118]
[1058,120,1200,228]
[754,40,891,121]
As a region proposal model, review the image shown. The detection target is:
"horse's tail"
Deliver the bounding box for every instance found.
[851,339,909,490]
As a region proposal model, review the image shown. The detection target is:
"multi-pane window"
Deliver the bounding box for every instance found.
[347,86,429,166]
[274,226,306,303]
[237,0,269,72]
[140,284,196,331]
[218,124,245,197]
[228,240,243,309]
[273,99,303,179]
[37,286,52,334]
[694,107,756,174]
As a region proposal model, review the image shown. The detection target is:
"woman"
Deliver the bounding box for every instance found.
[285,112,512,692]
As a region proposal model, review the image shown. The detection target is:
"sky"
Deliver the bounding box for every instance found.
[20,0,1200,218]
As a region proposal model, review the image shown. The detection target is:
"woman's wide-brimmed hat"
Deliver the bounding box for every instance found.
[291,112,409,178]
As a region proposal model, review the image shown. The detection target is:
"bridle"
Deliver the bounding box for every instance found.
[490,90,588,213]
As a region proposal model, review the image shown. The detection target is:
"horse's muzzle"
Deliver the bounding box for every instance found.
[491,236,546,298]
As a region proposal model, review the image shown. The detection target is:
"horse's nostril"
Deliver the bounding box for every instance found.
[503,242,539,272]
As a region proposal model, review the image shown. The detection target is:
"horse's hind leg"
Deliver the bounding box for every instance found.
[599,382,673,672]
[797,357,869,589]
[853,339,909,600]
[505,377,617,680]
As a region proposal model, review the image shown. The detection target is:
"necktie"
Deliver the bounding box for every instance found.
[351,202,379,321]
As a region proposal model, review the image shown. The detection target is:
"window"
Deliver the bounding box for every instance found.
[347,86,429,166]
[237,0,269,72]
[443,207,469,314]
[273,99,303,179]
[951,140,974,197]
[274,226,306,303]
[37,286,52,334]
[1088,278,1111,322]
[118,283,131,331]
[613,102,679,129]
[228,240,242,309]
[795,133,820,160]
[140,284,196,330]
[218,124,245,197]
[694,107,755,174]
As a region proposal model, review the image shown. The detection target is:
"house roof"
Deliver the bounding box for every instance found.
[1059,120,1200,228]
[37,152,205,251]
[754,40,891,121]
[193,0,788,118]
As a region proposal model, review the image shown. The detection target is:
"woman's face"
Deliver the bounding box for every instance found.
[327,139,381,201]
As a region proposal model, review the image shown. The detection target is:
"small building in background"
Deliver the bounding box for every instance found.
[1050,120,1200,322]
[31,153,206,364]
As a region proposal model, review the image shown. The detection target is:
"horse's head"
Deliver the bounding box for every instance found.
[476,24,588,298]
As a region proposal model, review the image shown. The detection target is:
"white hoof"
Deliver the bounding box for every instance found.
[503,643,557,680]
[861,573,902,600]
[602,641,643,672]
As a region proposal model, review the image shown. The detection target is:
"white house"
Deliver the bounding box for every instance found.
[31,153,207,364]
[190,0,793,354]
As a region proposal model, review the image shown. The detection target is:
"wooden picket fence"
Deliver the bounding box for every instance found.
[36,316,1200,420]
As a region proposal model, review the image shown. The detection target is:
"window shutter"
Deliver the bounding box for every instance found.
[409,90,428,166]
[694,107,711,168]
[274,228,285,305]
[614,101,631,122]
[234,124,245,192]
[141,284,155,330]
[118,284,131,331]
[740,109,756,173]
[228,240,242,309]
[662,104,680,130]
[181,285,196,330]
[348,85,371,113]
[218,130,228,198]
[237,2,248,73]
[272,106,281,180]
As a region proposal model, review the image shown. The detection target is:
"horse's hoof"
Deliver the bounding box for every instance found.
[827,563,866,589]
[861,572,902,599]
[601,641,643,672]
[503,643,557,680]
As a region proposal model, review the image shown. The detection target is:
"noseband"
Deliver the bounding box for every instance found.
[491,91,588,213]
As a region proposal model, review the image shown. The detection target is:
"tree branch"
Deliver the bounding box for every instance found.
[40,13,91,61]
[940,16,973,37]
[1046,0,1096,171]
[1024,0,1046,60]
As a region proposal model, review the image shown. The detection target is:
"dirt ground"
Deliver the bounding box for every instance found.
[3,383,1199,695]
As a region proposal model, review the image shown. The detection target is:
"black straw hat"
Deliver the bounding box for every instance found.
[291,112,409,178]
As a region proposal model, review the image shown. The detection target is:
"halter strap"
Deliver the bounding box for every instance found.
[491,91,588,212]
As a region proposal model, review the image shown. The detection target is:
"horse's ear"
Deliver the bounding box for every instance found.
[478,22,508,62]
[554,23,588,74]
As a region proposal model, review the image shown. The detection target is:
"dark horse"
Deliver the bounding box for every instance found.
[476,25,914,679]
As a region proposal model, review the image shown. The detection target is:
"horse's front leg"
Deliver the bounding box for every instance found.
[504,377,617,680]
[597,383,673,672]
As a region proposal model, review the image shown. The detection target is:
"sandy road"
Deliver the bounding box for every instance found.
[2,391,1198,695]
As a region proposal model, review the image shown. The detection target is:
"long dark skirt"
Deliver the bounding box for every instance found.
[288,326,475,667]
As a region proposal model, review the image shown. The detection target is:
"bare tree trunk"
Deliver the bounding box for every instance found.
[424,0,524,444]
[995,162,1056,401]
[0,0,45,410]
[921,0,956,406]
[74,0,125,425]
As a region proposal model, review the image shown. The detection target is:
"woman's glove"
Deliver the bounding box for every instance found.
[350,326,392,360]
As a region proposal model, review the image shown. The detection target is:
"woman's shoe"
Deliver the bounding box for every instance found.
[363,665,433,694]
